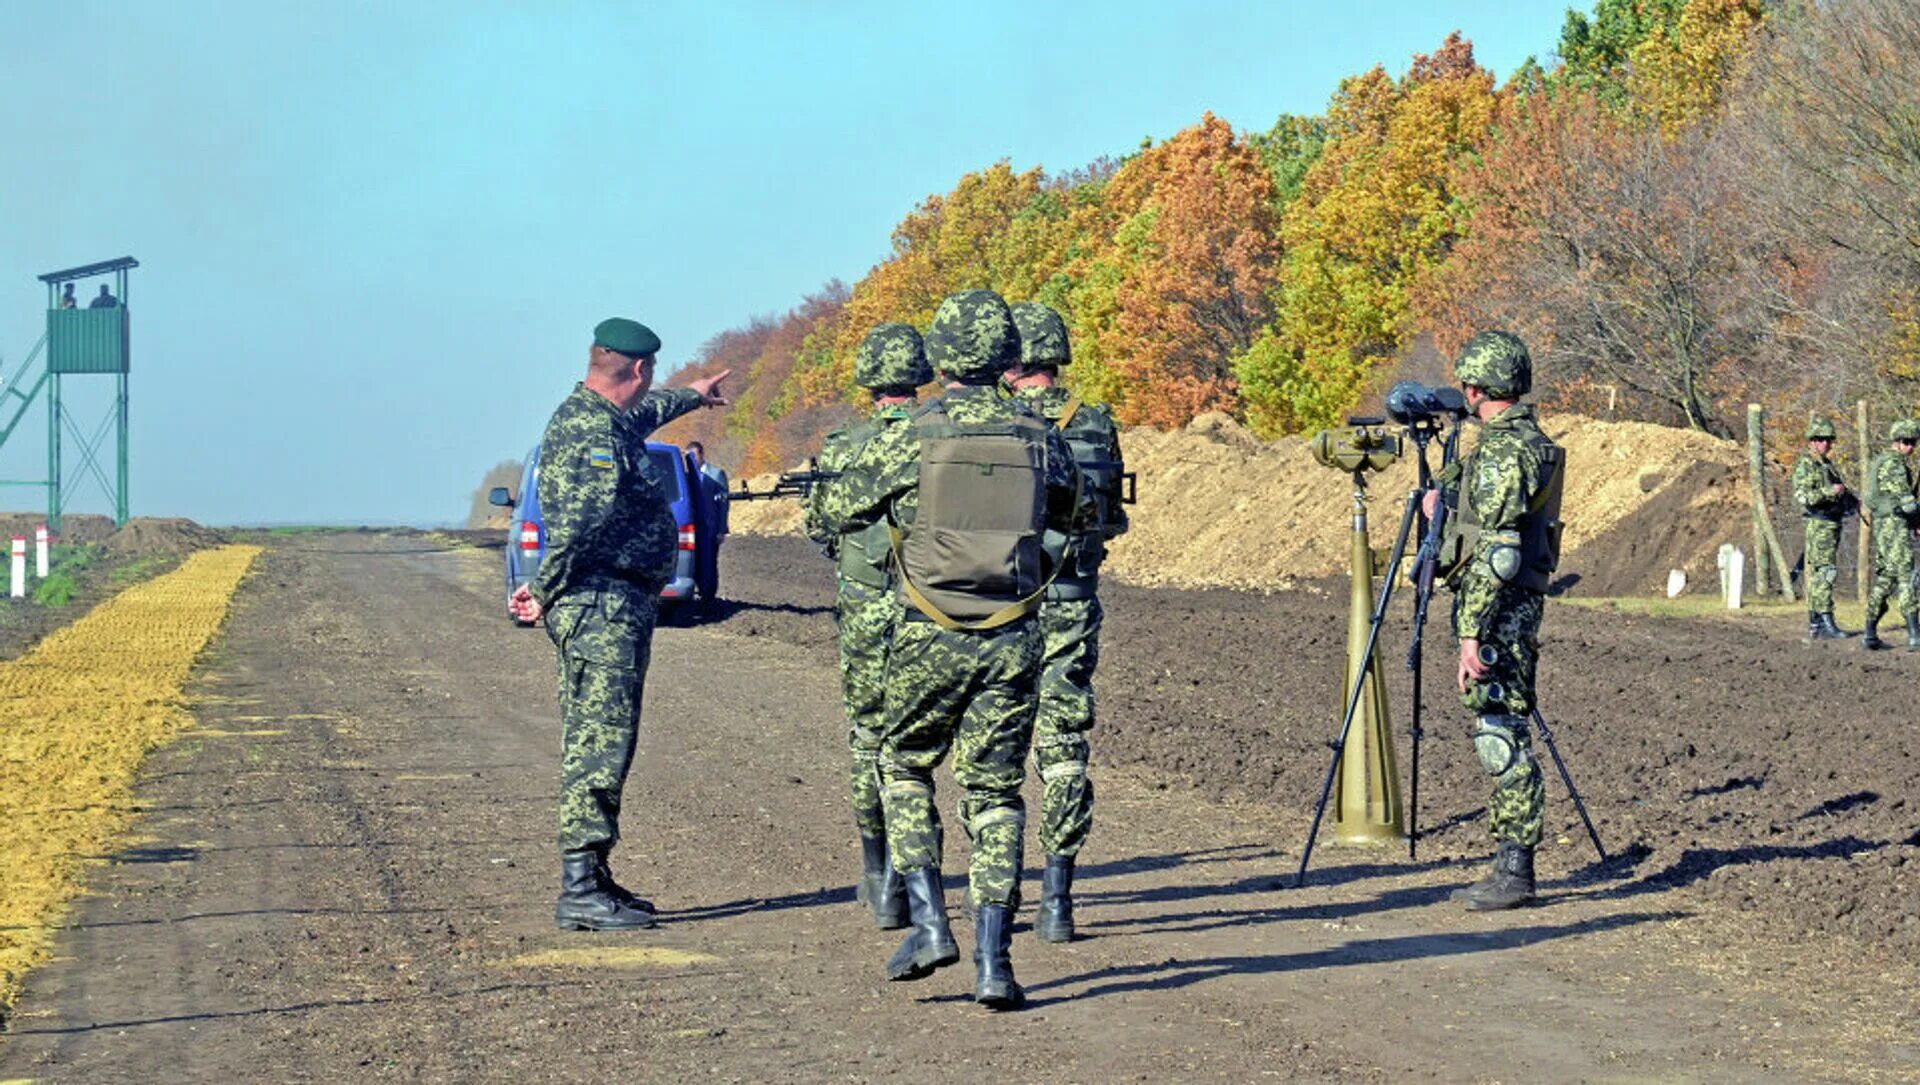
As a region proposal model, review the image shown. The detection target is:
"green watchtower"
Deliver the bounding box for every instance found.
[0,257,137,532]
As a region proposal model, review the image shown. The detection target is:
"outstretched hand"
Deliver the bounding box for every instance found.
[689,369,732,407]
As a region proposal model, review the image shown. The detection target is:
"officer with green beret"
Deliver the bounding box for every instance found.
[509,317,732,930]
[803,323,932,931]
[1426,330,1564,911]
[1861,418,1920,651]
[1792,418,1857,640]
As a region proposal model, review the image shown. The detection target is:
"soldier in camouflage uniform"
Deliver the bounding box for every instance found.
[1860,419,1920,652]
[1793,418,1857,640]
[1005,301,1128,944]
[813,290,1082,1011]
[803,323,932,931]
[1429,331,1565,911]
[509,318,730,931]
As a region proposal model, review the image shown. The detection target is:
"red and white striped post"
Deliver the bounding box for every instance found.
[34,523,49,579]
[9,537,25,598]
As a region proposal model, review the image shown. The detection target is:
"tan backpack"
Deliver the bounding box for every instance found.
[892,401,1056,630]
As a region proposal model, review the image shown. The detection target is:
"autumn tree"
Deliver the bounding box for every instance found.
[1237,34,1496,436]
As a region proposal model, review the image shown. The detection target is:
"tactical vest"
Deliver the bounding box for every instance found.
[1042,396,1125,600]
[1441,420,1565,593]
[831,412,906,590]
[894,399,1053,629]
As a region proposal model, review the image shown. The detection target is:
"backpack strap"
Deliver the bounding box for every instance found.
[1055,396,1082,431]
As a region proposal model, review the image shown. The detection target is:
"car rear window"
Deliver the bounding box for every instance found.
[647,448,687,502]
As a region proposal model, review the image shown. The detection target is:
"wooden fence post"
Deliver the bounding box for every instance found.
[1746,404,1794,599]
[1856,399,1871,602]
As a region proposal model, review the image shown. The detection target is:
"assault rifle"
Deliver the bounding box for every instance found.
[731,459,839,502]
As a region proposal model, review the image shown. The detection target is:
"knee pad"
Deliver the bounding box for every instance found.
[1040,759,1088,784]
[1472,715,1523,776]
[966,804,1025,838]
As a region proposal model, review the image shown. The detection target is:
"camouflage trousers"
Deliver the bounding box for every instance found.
[1456,588,1546,848]
[1802,518,1842,615]
[1034,595,1101,858]
[545,583,659,854]
[1864,519,1918,625]
[835,576,896,836]
[879,616,1041,909]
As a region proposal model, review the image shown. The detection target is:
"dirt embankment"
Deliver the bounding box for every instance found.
[724,412,1756,597]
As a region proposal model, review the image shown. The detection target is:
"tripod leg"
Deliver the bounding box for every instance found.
[1530,708,1608,864]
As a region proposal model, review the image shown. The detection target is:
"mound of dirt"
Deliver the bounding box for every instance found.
[722,411,1760,597]
[726,473,809,536]
[103,518,229,557]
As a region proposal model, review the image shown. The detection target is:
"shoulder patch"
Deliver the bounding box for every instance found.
[587,448,615,470]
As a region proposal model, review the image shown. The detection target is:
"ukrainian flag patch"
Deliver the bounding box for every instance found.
[587,448,615,470]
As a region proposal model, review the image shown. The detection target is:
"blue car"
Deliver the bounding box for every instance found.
[488,440,718,626]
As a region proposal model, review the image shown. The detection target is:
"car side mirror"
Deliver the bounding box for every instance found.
[488,487,514,507]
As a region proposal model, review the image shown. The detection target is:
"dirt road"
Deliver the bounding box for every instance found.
[2,533,1916,1082]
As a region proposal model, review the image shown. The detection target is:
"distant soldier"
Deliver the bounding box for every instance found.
[1005,301,1128,944]
[1428,331,1565,911]
[508,318,730,930]
[803,323,932,931]
[1793,418,1857,640]
[1860,419,1920,651]
[685,442,729,604]
[88,284,117,309]
[814,290,1083,1010]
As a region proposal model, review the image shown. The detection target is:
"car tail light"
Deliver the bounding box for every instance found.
[677,524,696,551]
[519,521,541,551]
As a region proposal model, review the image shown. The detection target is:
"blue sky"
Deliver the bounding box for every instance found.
[0,1,1571,526]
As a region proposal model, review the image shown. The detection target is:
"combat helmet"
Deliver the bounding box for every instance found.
[1453,331,1532,399]
[1010,301,1071,370]
[925,289,1018,384]
[855,323,932,392]
[1806,418,1838,441]
[1891,418,1920,443]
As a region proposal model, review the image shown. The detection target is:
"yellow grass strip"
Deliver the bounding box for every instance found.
[0,545,261,1021]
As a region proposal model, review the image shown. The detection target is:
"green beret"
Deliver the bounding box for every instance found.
[594,317,662,358]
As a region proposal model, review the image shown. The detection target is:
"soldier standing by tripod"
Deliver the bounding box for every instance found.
[1425,332,1565,911]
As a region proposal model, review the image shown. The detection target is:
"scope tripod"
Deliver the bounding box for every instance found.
[1293,415,1610,886]
[1293,419,1450,886]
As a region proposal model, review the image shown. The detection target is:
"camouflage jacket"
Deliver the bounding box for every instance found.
[528,384,703,605]
[810,384,1085,567]
[1866,451,1919,523]
[804,404,913,576]
[1792,451,1849,517]
[1445,404,1558,640]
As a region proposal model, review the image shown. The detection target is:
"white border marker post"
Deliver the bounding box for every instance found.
[10,537,25,598]
[35,523,49,579]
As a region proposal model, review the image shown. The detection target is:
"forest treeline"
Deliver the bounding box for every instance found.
[659,0,1920,474]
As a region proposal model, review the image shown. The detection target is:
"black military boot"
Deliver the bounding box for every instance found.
[1862,619,1889,650]
[1034,855,1076,944]
[886,868,959,981]
[594,849,656,914]
[1907,615,1920,651]
[972,903,1025,1010]
[856,833,908,930]
[1810,612,1851,640]
[1454,842,1536,911]
[555,850,656,931]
